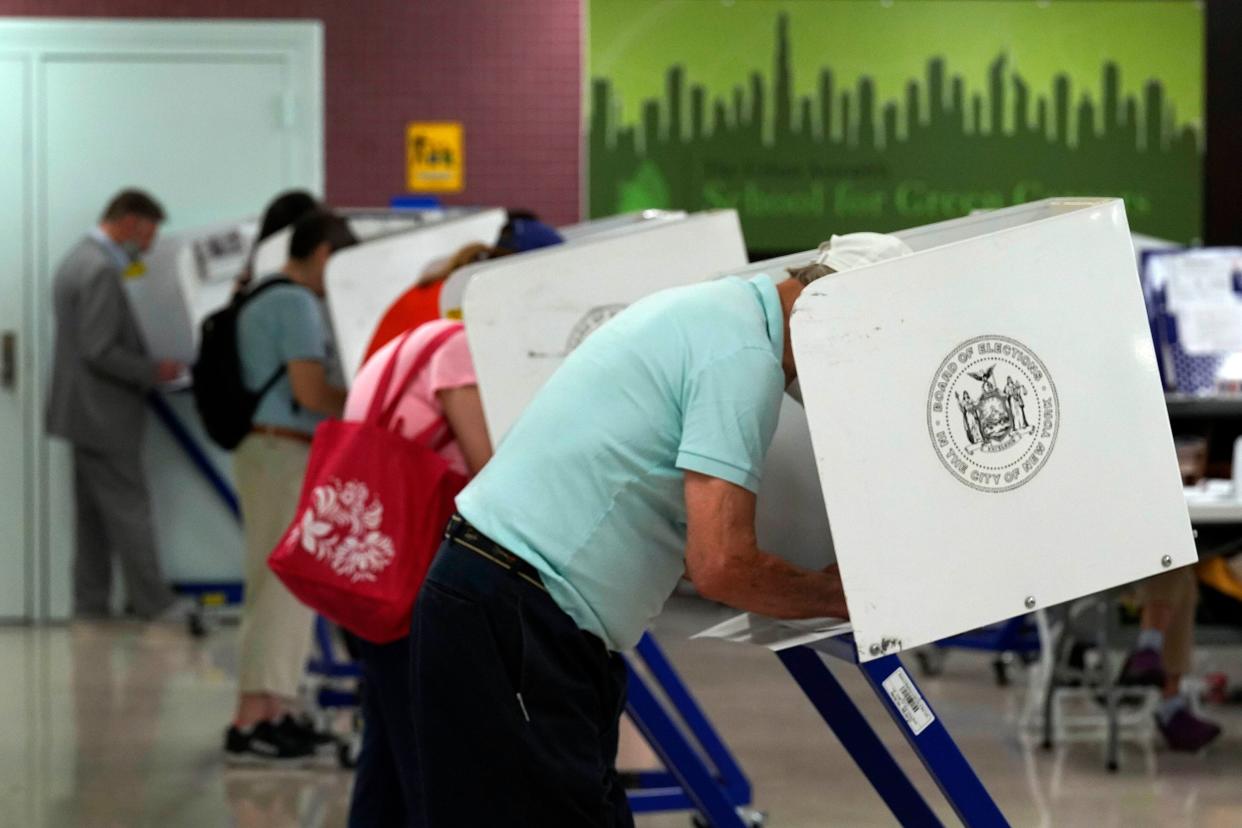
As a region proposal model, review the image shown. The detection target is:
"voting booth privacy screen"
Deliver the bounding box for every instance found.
[436,209,690,321]
[325,208,508,380]
[464,210,748,441]
[792,198,1196,661]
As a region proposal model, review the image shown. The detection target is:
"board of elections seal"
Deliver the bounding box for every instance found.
[565,304,627,352]
[926,335,1059,493]
[529,304,628,359]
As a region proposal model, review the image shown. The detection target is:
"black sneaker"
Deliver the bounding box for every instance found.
[277,714,338,754]
[224,719,314,766]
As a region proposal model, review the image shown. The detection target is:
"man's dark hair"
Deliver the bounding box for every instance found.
[288,211,358,261]
[101,189,166,223]
[258,190,320,243]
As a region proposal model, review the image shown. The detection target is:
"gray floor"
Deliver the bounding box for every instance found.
[2,597,1241,827]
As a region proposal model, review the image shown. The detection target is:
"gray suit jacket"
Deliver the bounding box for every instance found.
[45,236,157,456]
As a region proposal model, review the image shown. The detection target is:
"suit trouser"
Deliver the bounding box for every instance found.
[1137,565,1198,676]
[234,433,315,699]
[72,446,174,618]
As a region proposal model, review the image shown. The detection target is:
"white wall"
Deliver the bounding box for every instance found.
[0,55,32,617]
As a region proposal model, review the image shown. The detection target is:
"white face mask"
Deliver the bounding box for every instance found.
[786,378,804,406]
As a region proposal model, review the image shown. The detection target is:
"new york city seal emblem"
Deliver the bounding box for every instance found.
[927,335,1059,493]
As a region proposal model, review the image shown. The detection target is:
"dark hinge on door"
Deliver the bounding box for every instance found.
[1,332,15,389]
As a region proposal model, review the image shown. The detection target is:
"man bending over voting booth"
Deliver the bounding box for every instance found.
[410,197,1194,826]
[408,232,909,825]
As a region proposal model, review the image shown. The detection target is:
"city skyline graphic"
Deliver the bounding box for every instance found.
[587,8,1204,250]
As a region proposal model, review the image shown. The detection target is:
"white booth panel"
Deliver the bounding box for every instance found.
[464,210,748,444]
[128,219,258,364]
[437,209,689,323]
[755,395,836,571]
[252,226,293,279]
[325,208,507,380]
[251,207,478,279]
[557,210,687,242]
[791,198,1195,661]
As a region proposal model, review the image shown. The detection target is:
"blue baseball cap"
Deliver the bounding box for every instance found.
[499,218,563,253]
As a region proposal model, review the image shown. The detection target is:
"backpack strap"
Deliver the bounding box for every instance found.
[367,323,466,433]
[255,364,287,403]
[240,275,295,304]
[242,277,301,407]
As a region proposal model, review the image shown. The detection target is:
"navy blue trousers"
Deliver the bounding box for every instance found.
[409,536,633,827]
[348,634,422,828]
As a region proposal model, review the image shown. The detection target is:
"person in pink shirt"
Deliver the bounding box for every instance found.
[343,317,491,827]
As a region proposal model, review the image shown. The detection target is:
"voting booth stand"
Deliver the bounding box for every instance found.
[623,633,757,822]
[464,199,1193,826]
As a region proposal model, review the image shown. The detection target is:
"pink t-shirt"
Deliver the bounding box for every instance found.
[344,319,477,477]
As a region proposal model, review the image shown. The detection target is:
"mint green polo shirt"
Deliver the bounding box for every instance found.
[456,274,786,650]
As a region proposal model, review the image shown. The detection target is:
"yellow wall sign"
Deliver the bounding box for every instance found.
[406,122,464,193]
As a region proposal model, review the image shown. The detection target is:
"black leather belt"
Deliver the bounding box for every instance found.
[445,514,548,593]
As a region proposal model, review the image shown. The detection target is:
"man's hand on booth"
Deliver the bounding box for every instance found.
[684,471,849,620]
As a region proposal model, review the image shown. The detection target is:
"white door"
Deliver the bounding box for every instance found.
[0,19,323,619]
[0,56,30,618]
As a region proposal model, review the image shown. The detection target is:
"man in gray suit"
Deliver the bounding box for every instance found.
[46,189,190,621]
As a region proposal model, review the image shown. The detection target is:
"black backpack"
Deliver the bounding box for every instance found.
[192,278,300,450]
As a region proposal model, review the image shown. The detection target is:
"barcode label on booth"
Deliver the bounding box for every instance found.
[882,667,935,735]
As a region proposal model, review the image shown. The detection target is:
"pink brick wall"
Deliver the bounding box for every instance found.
[0,1,583,224]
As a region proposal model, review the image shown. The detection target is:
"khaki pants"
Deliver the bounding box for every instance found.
[235,434,314,699]
[1137,565,1198,676]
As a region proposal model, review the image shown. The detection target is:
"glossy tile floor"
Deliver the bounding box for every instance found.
[2,597,1241,827]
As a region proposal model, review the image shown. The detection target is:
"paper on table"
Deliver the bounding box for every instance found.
[1163,256,1238,312]
[159,372,193,393]
[692,612,852,651]
[1175,303,1242,355]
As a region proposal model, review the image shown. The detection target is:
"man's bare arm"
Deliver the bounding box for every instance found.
[683,471,848,620]
[287,359,346,417]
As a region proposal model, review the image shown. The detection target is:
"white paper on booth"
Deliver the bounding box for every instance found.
[692,613,851,651]
[1163,256,1238,311]
[1175,303,1242,355]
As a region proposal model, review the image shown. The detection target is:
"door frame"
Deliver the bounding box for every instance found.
[0,18,323,619]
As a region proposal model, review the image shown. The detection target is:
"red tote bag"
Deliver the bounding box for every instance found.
[268,325,467,643]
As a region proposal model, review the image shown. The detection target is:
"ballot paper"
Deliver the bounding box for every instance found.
[1163,259,1237,311]
[1159,252,1242,312]
[1175,303,1242,355]
[693,613,852,651]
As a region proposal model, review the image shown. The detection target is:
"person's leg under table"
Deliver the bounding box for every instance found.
[1129,567,1221,751]
[410,538,632,828]
[71,448,114,617]
[349,636,417,827]
[233,435,315,727]
[87,449,174,618]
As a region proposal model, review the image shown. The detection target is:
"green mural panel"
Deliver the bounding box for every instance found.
[587,0,1204,249]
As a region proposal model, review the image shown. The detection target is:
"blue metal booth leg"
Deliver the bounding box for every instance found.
[778,646,942,827]
[781,638,1009,827]
[624,633,753,827]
